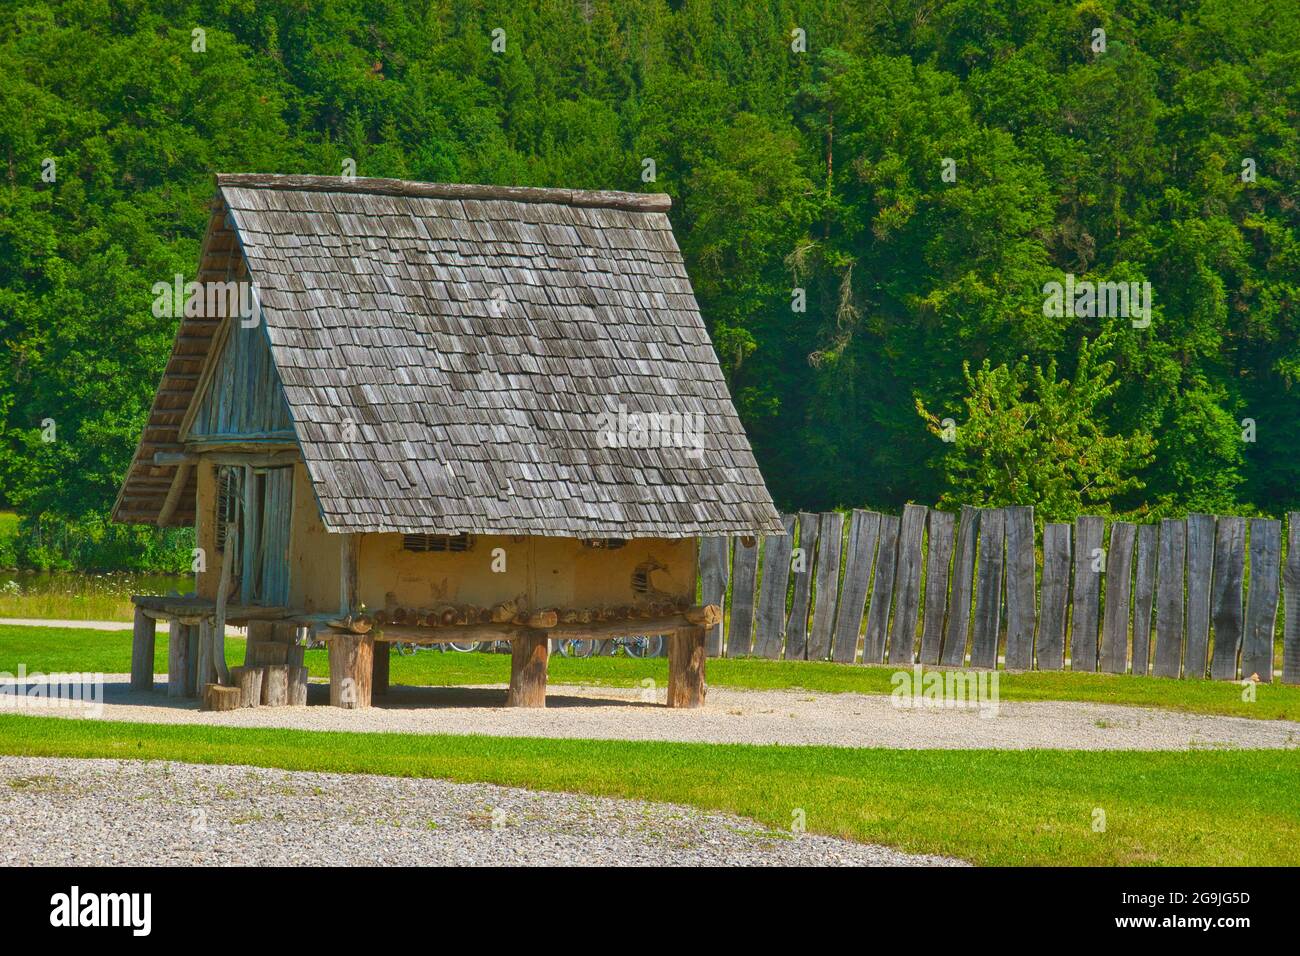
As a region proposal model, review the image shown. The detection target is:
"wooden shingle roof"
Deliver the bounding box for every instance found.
[118,174,782,538]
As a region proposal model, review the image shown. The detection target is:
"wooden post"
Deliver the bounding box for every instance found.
[1153,519,1187,678]
[784,513,819,660]
[262,665,289,706]
[753,515,795,659]
[287,665,309,705]
[727,536,759,656]
[699,536,729,657]
[940,505,980,666]
[862,514,900,663]
[327,631,373,708]
[1131,524,1158,676]
[1243,518,1281,683]
[1069,515,1105,671]
[1037,522,1073,671]
[130,606,155,691]
[1184,514,1216,679]
[918,509,955,665]
[1209,517,1246,680]
[372,640,390,697]
[1003,505,1036,671]
[886,505,927,665]
[833,510,881,664]
[668,626,707,708]
[1284,513,1300,685]
[970,508,1005,669]
[1099,521,1137,674]
[807,511,845,661]
[213,523,236,686]
[185,624,199,696]
[241,467,258,605]
[166,620,189,697]
[506,630,549,707]
[339,533,359,616]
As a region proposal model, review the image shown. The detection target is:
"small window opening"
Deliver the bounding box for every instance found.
[403,533,473,553]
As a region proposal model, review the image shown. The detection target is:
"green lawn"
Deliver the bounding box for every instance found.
[3,624,1298,720]
[0,714,1296,866]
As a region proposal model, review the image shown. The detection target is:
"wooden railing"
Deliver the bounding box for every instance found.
[700,506,1300,683]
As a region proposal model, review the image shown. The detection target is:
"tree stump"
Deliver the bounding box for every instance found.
[250,642,288,665]
[287,665,309,706]
[328,632,373,708]
[262,664,290,706]
[167,620,189,698]
[245,620,275,666]
[667,627,707,708]
[201,683,241,712]
[272,621,299,644]
[229,665,264,708]
[130,607,155,692]
[506,630,549,708]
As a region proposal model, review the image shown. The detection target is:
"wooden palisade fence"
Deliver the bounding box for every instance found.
[699,506,1300,683]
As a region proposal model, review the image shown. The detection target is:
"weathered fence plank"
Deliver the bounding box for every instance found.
[1037,522,1071,670]
[1243,518,1281,683]
[831,510,881,664]
[727,536,759,657]
[784,513,819,660]
[887,504,928,665]
[807,511,844,661]
[1131,524,1158,676]
[970,508,1005,669]
[699,537,729,658]
[940,506,980,666]
[1003,505,1036,671]
[1153,519,1187,678]
[862,514,900,664]
[918,509,955,665]
[1099,521,1136,674]
[1184,513,1216,679]
[1209,516,1246,681]
[1070,516,1105,671]
[1284,514,1300,685]
[753,515,795,659]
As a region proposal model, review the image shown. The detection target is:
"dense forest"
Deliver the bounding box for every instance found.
[1,0,1297,568]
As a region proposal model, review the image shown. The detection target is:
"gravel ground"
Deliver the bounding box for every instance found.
[9,675,1300,750]
[0,755,961,866]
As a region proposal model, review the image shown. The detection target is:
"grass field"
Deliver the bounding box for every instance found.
[2,623,1298,720]
[0,713,1295,866]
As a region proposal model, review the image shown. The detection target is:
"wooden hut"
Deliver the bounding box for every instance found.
[114,174,781,710]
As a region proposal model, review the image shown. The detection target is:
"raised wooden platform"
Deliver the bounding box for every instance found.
[317,607,717,711]
[131,594,299,626]
[128,595,714,712]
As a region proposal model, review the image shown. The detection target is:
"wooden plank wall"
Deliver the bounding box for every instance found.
[701,508,1295,684]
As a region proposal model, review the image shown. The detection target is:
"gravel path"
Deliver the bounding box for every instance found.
[10,676,1300,750]
[0,755,960,866]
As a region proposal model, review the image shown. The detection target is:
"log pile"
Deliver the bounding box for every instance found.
[223,619,310,708]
